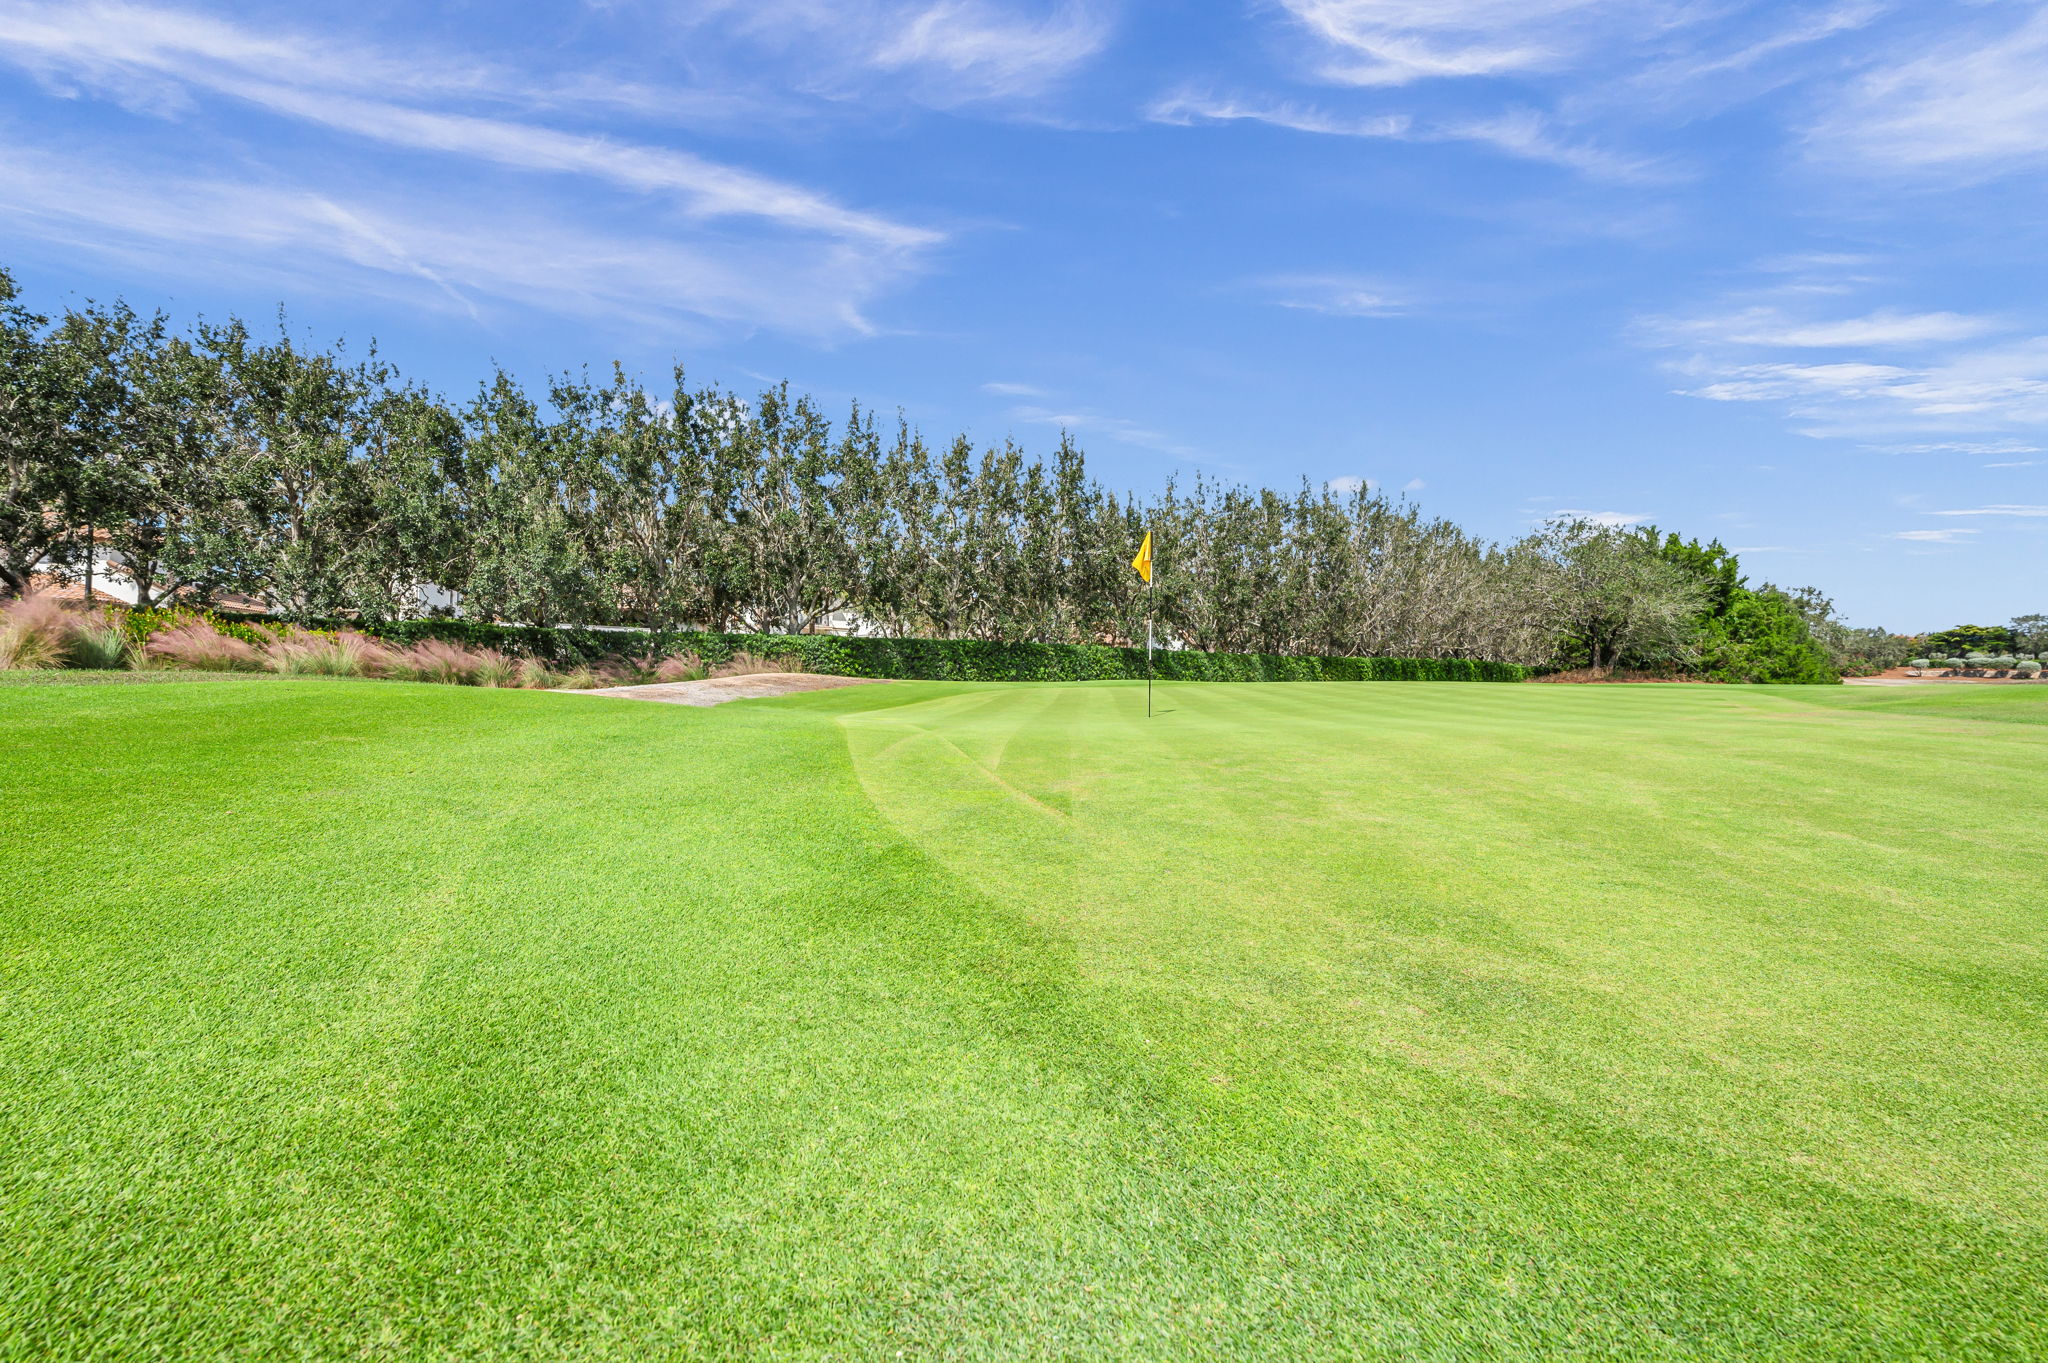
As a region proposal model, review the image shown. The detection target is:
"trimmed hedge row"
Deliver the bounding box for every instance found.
[225,616,1530,684]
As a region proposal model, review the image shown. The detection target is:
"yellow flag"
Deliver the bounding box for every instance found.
[1131,531,1153,583]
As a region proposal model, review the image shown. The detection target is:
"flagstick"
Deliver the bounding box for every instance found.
[1145,571,1153,718]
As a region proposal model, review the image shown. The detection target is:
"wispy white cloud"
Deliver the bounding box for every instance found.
[1147,91,1409,138]
[1009,404,1196,457]
[1985,459,2043,468]
[1647,306,2003,350]
[1254,273,1407,317]
[1727,309,1993,349]
[1870,440,2040,456]
[1644,278,2048,438]
[1807,8,2048,177]
[1402,477,1427,492]
[871,1,1111,101]
[1891,528,1977,542]
[1274,0,1626,88]
[0,1,935,249]
[1326,474,1374,494]
[0,0,945,334]
[0,145,910,337]
[1147,89,1665,181]
[1555,508,1653,526]
[981,380,1047,396]
[1633,2,1883,91]
[677,0,1111,106]
[1927,504,2048,518]
[1675,346,2048,434]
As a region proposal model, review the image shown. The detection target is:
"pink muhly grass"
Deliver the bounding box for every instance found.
[388,638,506,685]
[144,620,263,671]
[262,627,401,678]
[0,593,79,669]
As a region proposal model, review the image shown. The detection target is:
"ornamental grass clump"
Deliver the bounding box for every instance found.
[0,593,77,670]
[553,664,608,690]
[144,620,264,671]
[656,651,708,682]
[65,614,133,669]
[264,628,398,678]
[471,650,519,688]
[387,638,502,685]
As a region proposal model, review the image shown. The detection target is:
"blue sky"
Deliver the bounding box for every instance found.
[4,0,2045,631]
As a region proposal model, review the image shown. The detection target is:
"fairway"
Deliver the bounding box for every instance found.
[3,677,2045,1358]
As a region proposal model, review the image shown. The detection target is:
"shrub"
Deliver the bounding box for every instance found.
[2019,660,2042,676]
[144,620,264,671]
[1907,659,1930,670]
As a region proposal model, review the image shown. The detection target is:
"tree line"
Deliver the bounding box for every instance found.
[1,266,1906,677]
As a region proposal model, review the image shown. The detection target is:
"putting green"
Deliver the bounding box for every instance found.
[2,676,2043,1358]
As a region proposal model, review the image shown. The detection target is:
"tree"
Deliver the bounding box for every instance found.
[64,302,254,609]
[0,268,100,597]
[195,317,394,618]
[1928,624,2016,655]
[1522,518,1708,671]
[2011,614,2046,653]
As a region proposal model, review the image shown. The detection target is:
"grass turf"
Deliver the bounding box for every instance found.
[2,676,2043,1358]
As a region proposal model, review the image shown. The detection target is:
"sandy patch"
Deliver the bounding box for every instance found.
[565,672,890,707]
[1846,667,2044,687]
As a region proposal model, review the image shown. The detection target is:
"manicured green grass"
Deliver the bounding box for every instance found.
[3,677,2044,1358]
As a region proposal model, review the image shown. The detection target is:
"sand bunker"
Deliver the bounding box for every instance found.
[566,672,890,707]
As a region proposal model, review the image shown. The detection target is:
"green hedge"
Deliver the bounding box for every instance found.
[217,616,1528,684]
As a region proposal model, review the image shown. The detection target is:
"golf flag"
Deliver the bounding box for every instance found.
[1131,532,1153,583]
